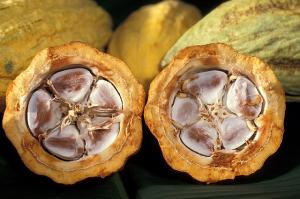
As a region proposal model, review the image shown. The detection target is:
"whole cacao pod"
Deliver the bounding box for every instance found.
[0,0,112,110]
[108,0,201,89]
[162,0,300,102]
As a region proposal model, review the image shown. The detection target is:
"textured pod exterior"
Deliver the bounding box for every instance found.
[162,0,300,101]
[3,42,145,184]
[108,0,201,89]
[0,0,112,107]
[145,43,285,183]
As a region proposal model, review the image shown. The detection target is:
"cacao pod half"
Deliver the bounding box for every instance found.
[3,42,144,184]
[0,0,112,109]
[145,43,285,183]
[108,0,201,89]
[162,0,300,102]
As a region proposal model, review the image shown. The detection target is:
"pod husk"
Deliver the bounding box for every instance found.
[2,42,145,184]
[108,0,201,89]
[162,0,300,102]
[145,43,285,183]
[0,0,113,109]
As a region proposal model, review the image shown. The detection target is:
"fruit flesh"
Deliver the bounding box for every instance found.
[180,121,218,156]
[171,95,199,127]
[27,67,123,161]
[27,89,62,137]
[170,70,263,156]
[226,76,263,120]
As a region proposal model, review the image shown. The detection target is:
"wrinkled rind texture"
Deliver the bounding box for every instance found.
[162,0,300,102]
[0,0,112,102]
[108,0,201,89]
[145,43,285,183]
[3,42,145,184]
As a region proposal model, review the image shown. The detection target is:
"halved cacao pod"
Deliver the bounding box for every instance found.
[2,42,145,184]
[145,43,285,183]
[162,0,300,102]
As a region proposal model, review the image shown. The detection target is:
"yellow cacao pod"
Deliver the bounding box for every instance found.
[0,0,112,107]
[108,0,201,89]
[162,0,300,102]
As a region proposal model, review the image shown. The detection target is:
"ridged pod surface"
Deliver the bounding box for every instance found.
[162,0,300,101]
[0,0,112,108]
[3,42,144,184]
[145,43,285,183]
[108,0,201,89]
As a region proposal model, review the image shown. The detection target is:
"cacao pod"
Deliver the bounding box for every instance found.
[0,0,112,109]
[108,0,201,89]
[3,42,144,184]
[162,0,300,102]
[146,43,285,182]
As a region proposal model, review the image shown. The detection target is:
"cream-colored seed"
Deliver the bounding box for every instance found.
[170,70,263,156]
[26,68,123,161]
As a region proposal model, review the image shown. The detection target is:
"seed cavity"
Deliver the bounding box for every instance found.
[42,125,84,161]
[26,67,123,161]
[171,95,199,127]
[182,70,228,104]
[49,68,94,103]
[170,70,263,156]
[220,116,253,150]
[27,89,62,137]
[89,79,122,109]
[180,121,218,157]
[226,76,262,120]
[83,122,120,155]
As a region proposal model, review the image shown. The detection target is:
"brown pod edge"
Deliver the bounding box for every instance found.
[144,43,285,183]
[2,42,145,184]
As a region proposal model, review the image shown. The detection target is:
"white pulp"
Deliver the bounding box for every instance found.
[42,125,84,160]
[171,95,199,126]
[180,121,218,156]
[220,116,254,150]
[49,68,93,103]
[226,76,262,120]
[89,79,122,109]
[170,70,263,156]
[27,68,123,161]
[183,70,228,104]
[27,89,62,136]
